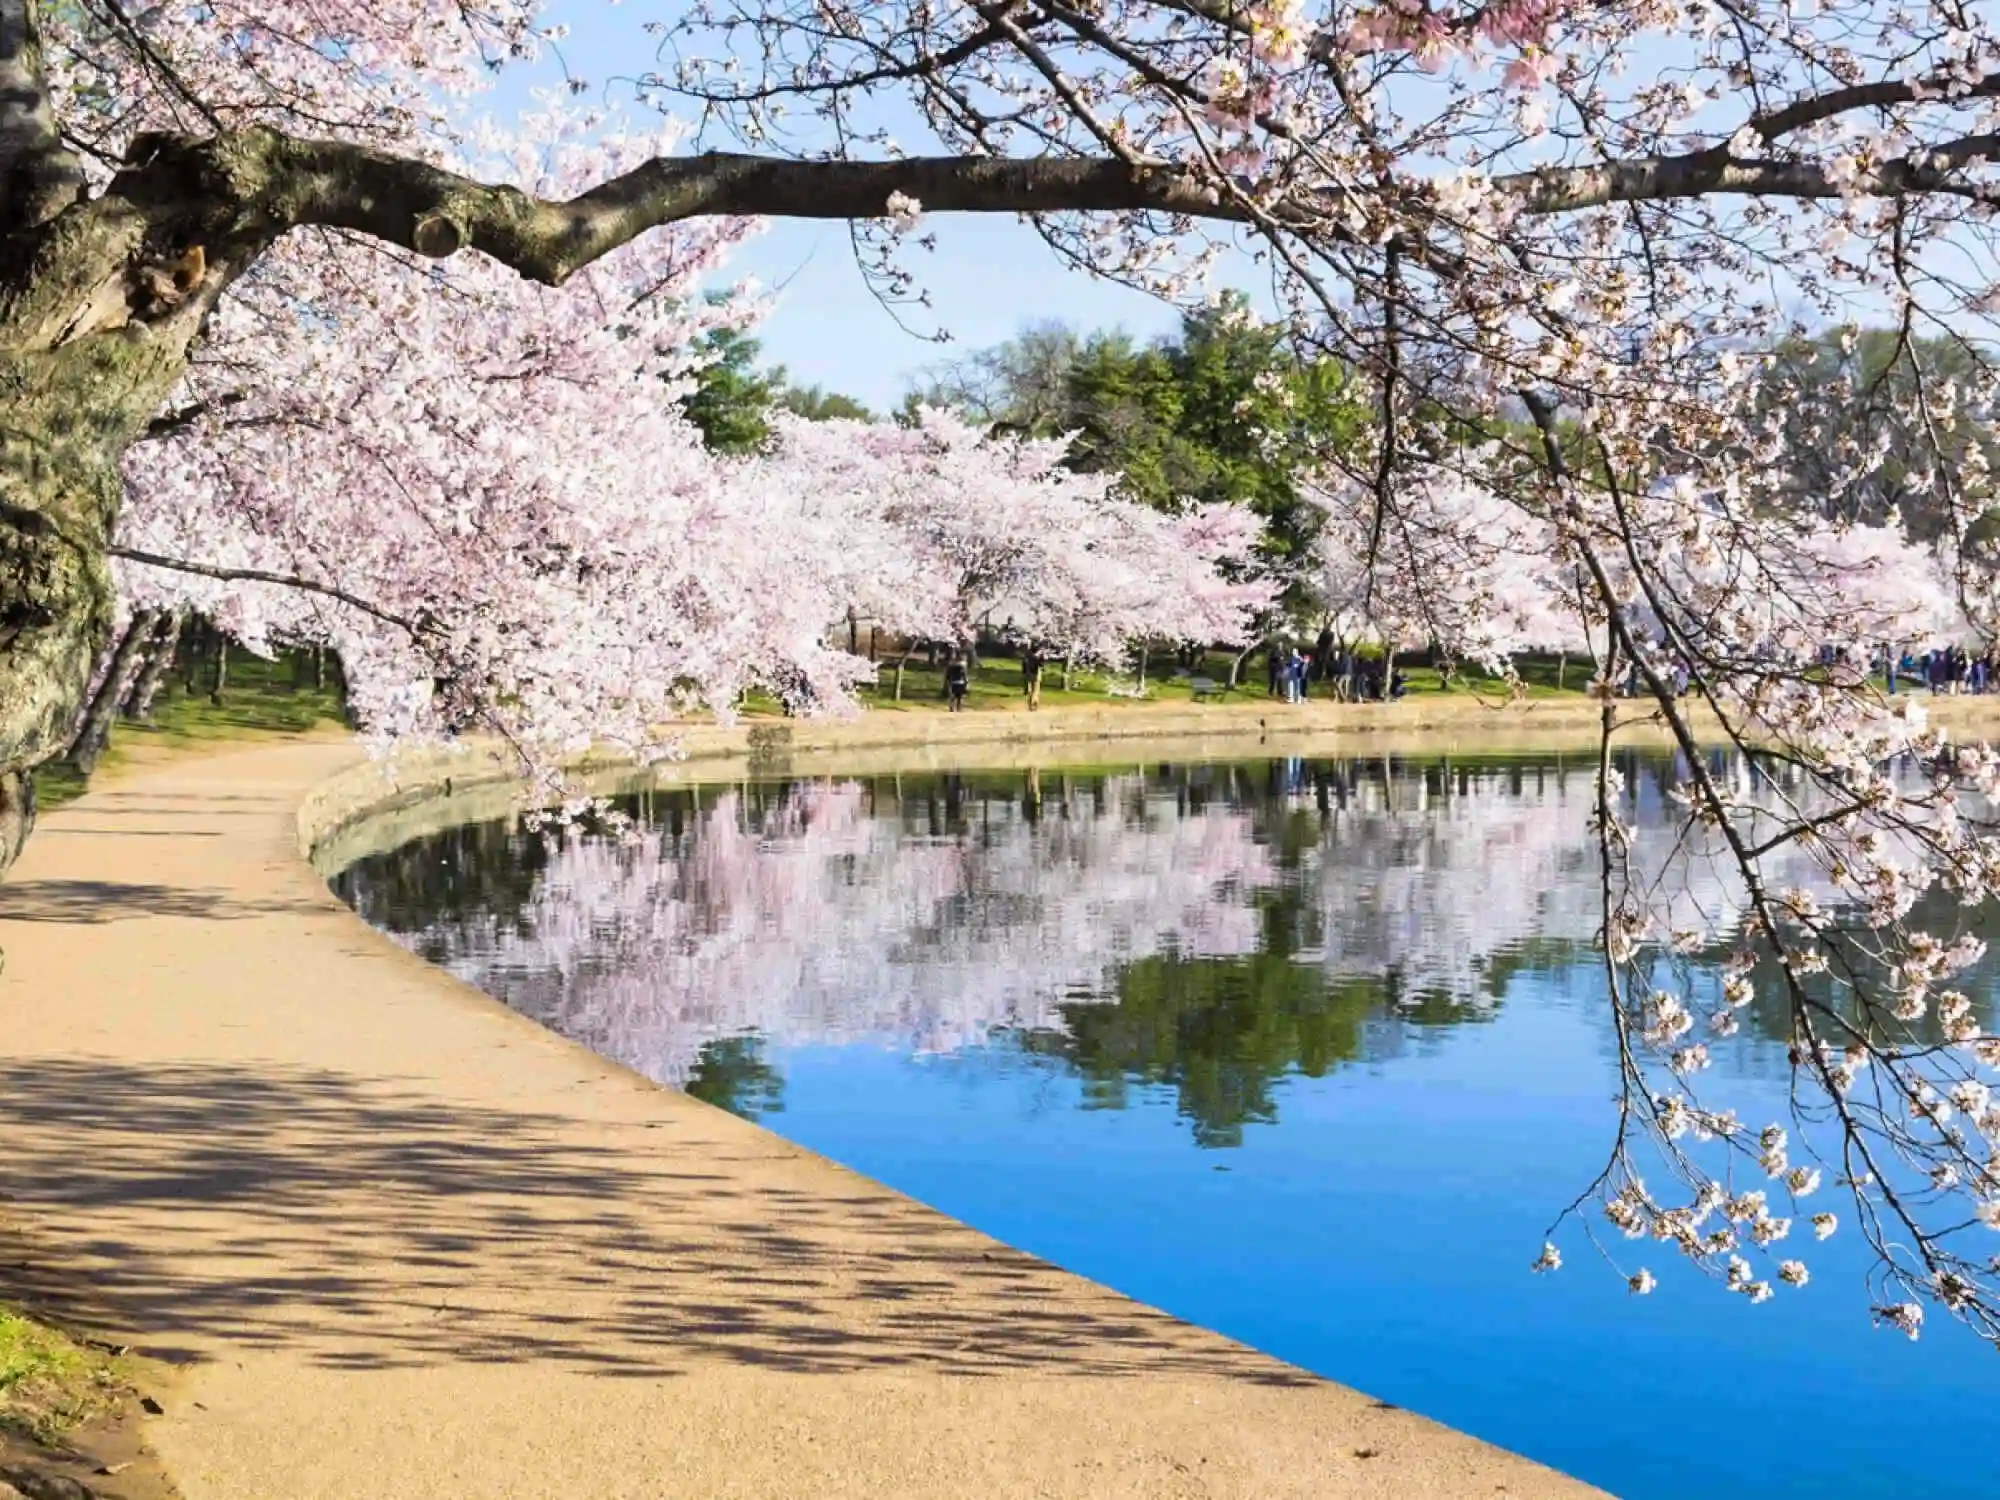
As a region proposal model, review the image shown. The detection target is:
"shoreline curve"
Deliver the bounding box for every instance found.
[302,690,2000,874]
[2,706,1797,1499]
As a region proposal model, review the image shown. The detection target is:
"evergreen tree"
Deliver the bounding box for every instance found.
[682,321,781,454]
[908,293,1370,569]
[681,319,878,452]
[780,384,873,422]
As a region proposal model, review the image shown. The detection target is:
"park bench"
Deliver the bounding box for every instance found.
[1189,675,1220,700]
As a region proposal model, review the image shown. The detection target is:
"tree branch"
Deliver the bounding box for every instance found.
[105,545,426,636]
[142,391,249,440]
[179,121,2000,292]
[234,134,1251,287]
[1504,136,2000,213]
[1741,70,2000,147]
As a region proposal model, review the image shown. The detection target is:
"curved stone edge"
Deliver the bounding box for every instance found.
[296,697,1667,874]
[288,691,2000,869]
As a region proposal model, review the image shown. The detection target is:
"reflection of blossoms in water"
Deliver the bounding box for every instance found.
[1281,753,1828,1007]
[359,755,1846,1093]
[1299,767,1597,1002]
[410,776,1282,1083]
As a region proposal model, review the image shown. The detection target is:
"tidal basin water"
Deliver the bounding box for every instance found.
[331,753,2000,1499]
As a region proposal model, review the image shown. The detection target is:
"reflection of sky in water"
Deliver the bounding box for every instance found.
[332,754,2000,1500]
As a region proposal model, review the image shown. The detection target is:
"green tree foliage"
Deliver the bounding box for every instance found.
[780,384,873,422]
[682,321,782,455]
[908,294,1369,568]
[1753,326,2000,545]
[679,306,873,452]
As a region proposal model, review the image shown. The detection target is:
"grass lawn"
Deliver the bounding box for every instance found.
[33,648,348,812]
[842,648,1590,712]
[0,1305,132,1447]
[32,641,1594,811]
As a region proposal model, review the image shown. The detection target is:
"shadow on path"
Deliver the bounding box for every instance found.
[0,881,319,924]
[0,1057,1311,1388]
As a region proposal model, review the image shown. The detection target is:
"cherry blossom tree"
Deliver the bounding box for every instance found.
[1301,462,1587,674]
[116,248,1269,745]
[8,0,2000,1340]
[745,408,1274,676]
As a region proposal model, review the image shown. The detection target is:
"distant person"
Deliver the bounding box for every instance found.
[1020,645,1044,711]
[945,653,969,712]
[1388,668,1409,700]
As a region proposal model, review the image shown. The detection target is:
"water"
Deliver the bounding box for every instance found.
[331,752,2000,1499]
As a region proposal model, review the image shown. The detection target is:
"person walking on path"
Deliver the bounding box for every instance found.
[1020,646,1044,711]
[945,653,970,712]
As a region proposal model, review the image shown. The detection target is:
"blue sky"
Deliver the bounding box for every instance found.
[714,216,1189,411]
[509,2,1206,411]
[501,4,1919,409]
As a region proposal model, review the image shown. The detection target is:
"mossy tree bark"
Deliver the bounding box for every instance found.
[0,160,245,876]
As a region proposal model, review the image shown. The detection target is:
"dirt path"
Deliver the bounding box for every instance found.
[3,730,1615,1498]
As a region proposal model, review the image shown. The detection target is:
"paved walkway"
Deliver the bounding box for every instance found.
[0,737,1603,1498]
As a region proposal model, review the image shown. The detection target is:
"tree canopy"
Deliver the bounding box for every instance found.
[913,295,1369,564]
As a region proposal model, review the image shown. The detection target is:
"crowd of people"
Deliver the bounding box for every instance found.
[1265,633,1407,703]
[1888,645,2000,695]
[899,633,2000,713]
[1619,643,2000,700]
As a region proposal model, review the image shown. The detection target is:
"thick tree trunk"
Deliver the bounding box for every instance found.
[0,376,143,882]
[64,608,157,775]
[0,145,252,884]
[209,635,229,704]
[124,611,183,720]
